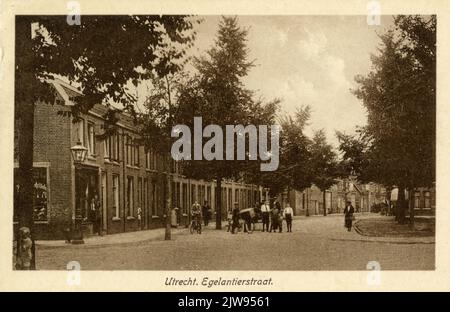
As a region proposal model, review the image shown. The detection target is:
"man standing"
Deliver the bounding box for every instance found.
[283,202,294,232]
[90,194,101,236]
[260,200,271,232]
[202,200,211,227]
[344,201,355,231]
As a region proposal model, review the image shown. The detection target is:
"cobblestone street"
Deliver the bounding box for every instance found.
[36,214,434,270]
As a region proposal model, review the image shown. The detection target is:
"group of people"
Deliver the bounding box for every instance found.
[259,200,294,233]
[226,200,294,234]
[191,198,356,234]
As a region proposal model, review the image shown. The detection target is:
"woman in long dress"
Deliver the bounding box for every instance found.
[344,201,355,231]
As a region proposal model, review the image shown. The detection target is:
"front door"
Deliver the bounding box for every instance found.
[75,166,99,234]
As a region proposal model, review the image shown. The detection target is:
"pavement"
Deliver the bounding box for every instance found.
[35,213,435,270]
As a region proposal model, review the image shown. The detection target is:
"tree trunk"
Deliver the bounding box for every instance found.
[17,101,36,269]
[215,177,222,230]
[16,18,36,269]
[323,190,327,216]
[397,185,406,224]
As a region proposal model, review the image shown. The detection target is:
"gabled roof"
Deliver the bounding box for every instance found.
[50,78,82,106]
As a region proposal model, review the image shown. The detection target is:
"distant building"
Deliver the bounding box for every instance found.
[278,178,387,216]
[389,186,435,216]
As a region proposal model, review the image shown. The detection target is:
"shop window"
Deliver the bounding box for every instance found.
[13,167,49,221]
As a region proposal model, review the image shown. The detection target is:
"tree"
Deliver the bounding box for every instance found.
[15,15,196,268]
[249,106,313,206]
[309,130,339,216]
[139,71,190,240]
[352,15,435,224]
[176,16,278,229]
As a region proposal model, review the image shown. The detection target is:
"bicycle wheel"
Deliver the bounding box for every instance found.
[189,222,195,234]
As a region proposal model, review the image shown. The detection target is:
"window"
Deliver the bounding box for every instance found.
[14,167,49,221]
[152,184,157,216]
[171,181,176,207]
[152,151,157,170]
[87,122,96,156]
[207,186,211,206]
[77,119,85,145]
[115,133,120,161]
[108,132,120,161]
[126,136,132,166]
[145,149,156,169]
[144,178,148,214]
[191,185,196,203]
[112,175,120,218]
[424,191,431,208]
[175,182,180,208]
[104,137,110,159]
[134,142,140,167]
[414,191,421,208]
[138,178,143,211]
[127,176,134,217]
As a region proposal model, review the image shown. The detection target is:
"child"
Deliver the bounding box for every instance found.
[17,227,33,270]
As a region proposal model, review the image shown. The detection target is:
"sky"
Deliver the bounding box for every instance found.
[180,15,394,146]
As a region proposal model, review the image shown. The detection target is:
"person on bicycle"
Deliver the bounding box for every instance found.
[191,201,202,232]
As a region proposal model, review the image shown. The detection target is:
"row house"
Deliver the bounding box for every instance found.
[13,79,267,239]
[389,186,435,216]
[281,178,387,216]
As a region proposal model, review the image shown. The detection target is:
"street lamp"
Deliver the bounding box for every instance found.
[70,141,88,244]
[70,141,88,164]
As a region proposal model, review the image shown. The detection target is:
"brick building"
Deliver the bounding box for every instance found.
[14,80,267,239]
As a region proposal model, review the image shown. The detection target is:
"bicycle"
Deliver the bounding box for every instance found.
[190,215,202,234]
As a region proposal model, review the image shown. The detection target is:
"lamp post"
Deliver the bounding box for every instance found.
[70,141,88,244]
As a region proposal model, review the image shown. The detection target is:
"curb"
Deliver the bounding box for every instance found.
[37,228,190,249]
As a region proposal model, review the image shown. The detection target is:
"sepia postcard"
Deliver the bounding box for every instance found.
[0,0,449,292]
